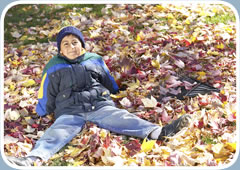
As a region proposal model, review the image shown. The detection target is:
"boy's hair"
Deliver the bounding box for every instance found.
[56,26,85,53]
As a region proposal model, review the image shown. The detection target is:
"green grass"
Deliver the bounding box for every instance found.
[4,4,236,47]
[48,158,69,166]
[205,13,236,24]
[4,4,105,46]
[201,135,217,144]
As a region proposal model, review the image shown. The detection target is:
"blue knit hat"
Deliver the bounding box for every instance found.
[56,26,85,53]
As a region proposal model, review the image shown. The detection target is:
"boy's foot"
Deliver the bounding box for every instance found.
[6,156,42,166]
[158,114,191,141]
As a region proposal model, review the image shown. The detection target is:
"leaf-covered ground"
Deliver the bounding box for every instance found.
[4,4,237,167]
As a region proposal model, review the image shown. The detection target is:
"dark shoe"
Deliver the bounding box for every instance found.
[158,114,191,141]
[6,156,41,166]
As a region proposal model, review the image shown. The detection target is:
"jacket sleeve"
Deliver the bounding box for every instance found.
[97,58,119,94]
[36,71,58,116]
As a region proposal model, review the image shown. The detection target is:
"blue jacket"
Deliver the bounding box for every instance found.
[36,52,119,118]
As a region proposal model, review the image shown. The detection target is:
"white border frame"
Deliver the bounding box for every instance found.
[0,0,239,170]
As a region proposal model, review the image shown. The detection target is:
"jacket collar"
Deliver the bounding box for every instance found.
[58,49,86,64]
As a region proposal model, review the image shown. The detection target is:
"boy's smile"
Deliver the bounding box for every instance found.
[60,34,83,60]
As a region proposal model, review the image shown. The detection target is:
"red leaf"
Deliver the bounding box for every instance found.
[198,98,209,106]
[31,124,39,128]
[125,139,141,156]
[90,134,100,152]
[81,136,89,145]
[136,70,147,80]
[219,94,227,102]
[103,134,111,148]
[194,119,204,129]
[161,110,171,123]
[182,39,191,47]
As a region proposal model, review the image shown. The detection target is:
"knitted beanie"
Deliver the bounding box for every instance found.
[56,26,85,53]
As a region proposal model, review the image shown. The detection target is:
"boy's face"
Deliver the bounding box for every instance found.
[60,34,83,60]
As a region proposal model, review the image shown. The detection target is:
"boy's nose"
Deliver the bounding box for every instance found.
[70,44,75,48]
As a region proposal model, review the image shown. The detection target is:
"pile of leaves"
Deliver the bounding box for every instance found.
[4,4,237,167]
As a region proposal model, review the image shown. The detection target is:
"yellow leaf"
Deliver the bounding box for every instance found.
[89,26,95,30]
[9,83,15,91]
[72,19,80,26]
[100,130,107,138]
[113,38,117,43]
[212,143,234,161]
[73,161,85,166]
[207,50,219,56]
[20,35,28,41]
[199,11,206,16]
[220,90,225,94]
[197,71,206,80]
[126,158,138,166]
[136,35,141,41]
[185,19,191,25]
[222,101,228,108]
[110,91,127,99]
[191,32,198,43]
[212,7,218,13]
[199,11,212,17]
[141,138,156,153]
[67,146,87,158]
[136,31,144,41]
[161,52,166,56]
[168,13,174,19]
[224,26,233,33]
[176,25,183,30]
[171,19,177,26]
[151,60,160,69]
[161,148,171,159]
[216,43,224,49]
[211,51,219,56]
[128,79,140,91]
[194,145,205,152]
[225,142,236,152]
[11,60,20,66]
[191,36,197,43]
[22,79,36,87]
[143,158,151,166]
[70,148,82,157]
[155,5,164,12]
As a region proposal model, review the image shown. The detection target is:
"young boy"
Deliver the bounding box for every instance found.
[7,26,191,166]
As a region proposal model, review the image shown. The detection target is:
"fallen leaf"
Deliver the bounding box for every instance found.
[141,138,156,153]
[119,97,132,108]
[11,31,22,38]
[4,135,19,144]
[141,96,158,108]
[22,79,36,87]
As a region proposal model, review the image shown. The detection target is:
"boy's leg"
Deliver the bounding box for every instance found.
[88,106,161,139]
[27,114,85,161]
